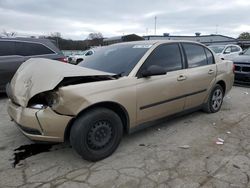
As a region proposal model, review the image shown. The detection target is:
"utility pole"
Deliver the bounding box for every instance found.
[154,16,157,35]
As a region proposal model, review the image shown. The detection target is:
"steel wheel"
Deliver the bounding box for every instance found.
[70,108,123,161]
[87,120,113,150]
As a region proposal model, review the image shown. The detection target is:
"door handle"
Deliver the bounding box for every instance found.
[177,75,187,81]
[208,69,215,75]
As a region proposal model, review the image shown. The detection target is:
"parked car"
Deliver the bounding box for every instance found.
[233,47,250,84]
[68,48,100,65]
[209,44,242,60]
[0,37,67,92]
[68,50,88,64]
[7,41,234,161]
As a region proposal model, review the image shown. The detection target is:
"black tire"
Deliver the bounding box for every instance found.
[203,84,224,113]
[70,108,123,161]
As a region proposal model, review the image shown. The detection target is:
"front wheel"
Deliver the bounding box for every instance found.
[70,108,123,161]
[203,84,224,113]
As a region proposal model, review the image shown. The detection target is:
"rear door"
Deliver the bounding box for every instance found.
[181,43,217,109]
[136,43,187,124]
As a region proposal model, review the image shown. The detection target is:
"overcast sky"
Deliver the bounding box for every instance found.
[0,0,250,40]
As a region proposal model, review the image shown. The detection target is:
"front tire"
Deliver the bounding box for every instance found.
[203,84,224,113]
[70,108,123,161]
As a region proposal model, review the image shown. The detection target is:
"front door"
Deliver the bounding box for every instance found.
[136,43,187,125]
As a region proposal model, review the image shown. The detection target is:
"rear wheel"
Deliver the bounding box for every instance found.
[203,84,224,113]
[70,108,123,161]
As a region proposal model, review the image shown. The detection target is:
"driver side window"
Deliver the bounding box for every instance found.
[138,43,183,75]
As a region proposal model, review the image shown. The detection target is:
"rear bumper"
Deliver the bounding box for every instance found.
[7,100,73,142]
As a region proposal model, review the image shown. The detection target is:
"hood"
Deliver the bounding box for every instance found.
[10,58,114,107]
[233,55,250,64]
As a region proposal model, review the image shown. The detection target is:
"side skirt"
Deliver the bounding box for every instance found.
[129,105,203,134]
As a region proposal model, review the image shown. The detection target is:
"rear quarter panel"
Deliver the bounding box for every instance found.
[215,58,234,95]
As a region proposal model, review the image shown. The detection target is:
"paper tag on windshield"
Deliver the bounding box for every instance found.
[133,45,152,49]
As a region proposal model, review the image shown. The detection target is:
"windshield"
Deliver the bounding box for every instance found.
[243,48,250,55]
[209,45,225,54]
[79,43,152,76]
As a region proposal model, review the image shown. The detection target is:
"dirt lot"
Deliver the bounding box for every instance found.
[0,86,250,188]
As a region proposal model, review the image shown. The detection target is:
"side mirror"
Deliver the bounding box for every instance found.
[141,65,166,78]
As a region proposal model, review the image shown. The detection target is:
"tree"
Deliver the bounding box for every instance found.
[238,32,250,40]
[1,30,16,37]
[85,32,104,47]
[87,32,103,40]
[47,32,62,48]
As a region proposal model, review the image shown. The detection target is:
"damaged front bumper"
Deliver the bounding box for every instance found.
[7,100,73,142]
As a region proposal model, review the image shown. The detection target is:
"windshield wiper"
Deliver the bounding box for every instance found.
[113,72,125,78]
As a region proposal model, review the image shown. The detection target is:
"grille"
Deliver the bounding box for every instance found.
[242,67,250,72]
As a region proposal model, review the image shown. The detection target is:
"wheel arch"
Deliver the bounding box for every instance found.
[216,80,226,94]
[64,101,130,141]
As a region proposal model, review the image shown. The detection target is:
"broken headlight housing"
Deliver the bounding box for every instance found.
[28,91,60,109]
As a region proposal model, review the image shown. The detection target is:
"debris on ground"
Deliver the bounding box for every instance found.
[179,145,191,149]
[217,138,224,142]
[227,131,231,134]
[158,128,161,131]
[215,138,225,145]
[212,122,216,126]
[233,164,240,169]
[226,96,231,99]
[243,92,249,95]
[216,141,224,145]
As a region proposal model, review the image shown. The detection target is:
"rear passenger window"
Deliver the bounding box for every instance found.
[15,42,55,56]
[183,43,207,68]
[0,41,15,56]
[205,48,214,65]
[140,43,183,73]
[231,46,240,52]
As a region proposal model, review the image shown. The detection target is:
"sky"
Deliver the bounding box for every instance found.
[0,0,250,40]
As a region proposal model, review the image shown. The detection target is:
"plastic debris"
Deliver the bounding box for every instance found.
[217,138,224,142]
[216,141,224,145]
[227,131,231,134]
[215,138,225,145]
[179,145,191,149]
[139,144,145,146]
[244,92,249,95]
[212,122,216,126]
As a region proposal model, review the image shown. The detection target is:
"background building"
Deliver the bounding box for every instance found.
[144,33,250,49]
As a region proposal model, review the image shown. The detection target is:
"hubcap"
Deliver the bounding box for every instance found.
[87,120,113,150]
[212,89,223,111]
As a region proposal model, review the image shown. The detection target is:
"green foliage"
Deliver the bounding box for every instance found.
[238,32,250,40]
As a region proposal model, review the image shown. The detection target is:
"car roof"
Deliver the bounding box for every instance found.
[111,40,206,46]
[0,37,62,54]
